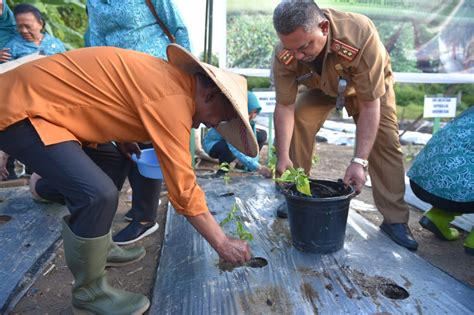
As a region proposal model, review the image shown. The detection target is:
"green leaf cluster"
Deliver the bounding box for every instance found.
[219,162,232,185]
[7,0,87,50]
[227,13,276,68]
[275,167,311,197]
[267,145,277,175]
[219,203,253,241]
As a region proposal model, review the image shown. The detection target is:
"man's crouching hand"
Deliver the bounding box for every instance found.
[186,211,252,264]
[216,237,251,264]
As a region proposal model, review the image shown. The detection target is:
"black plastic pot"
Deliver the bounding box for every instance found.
[283,179,355,254]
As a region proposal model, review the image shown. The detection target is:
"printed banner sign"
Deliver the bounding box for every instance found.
[253,91,276,114]
[423,96,457,118]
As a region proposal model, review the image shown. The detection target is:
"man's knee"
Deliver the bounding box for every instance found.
[93,184,118,207]
[82,180,118,211]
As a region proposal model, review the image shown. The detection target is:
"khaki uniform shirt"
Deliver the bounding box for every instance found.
[0,47,207,217]
[273,8,395,116]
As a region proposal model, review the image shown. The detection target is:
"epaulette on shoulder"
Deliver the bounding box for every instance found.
[330,39,358,61]
[277,49,295,66]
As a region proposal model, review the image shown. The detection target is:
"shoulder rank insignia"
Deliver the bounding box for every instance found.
[330,39,359,61]
[277,49,295,66]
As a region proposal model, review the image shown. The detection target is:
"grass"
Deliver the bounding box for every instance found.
[397,104,424,120]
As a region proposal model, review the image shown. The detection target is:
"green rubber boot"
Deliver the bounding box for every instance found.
[419,207,461,241]
[464,228,474,256]
[62,218,149,315]
[106,233,146,267]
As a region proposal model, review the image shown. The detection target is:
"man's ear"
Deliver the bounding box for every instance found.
[319,20,329,36]
[204,86,221,103]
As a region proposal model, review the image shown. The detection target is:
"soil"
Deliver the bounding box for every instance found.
[9,142,474,314]
[284,179,352,198]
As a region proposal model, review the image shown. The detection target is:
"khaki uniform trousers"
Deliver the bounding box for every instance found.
[289,88,409,223]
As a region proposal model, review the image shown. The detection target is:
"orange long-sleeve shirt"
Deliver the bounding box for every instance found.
[0,46,207,216]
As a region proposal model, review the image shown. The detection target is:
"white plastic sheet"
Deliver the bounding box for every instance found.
[150,177,474,314]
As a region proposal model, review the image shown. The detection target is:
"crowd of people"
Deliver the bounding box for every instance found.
[0,0,472,314]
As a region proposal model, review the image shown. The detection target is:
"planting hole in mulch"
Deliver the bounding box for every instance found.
[246,257,268,268]
[344,267,410,301]
[218,257,268,272]
[378,283,409,300]
[219,192,235,197]
[0,215,12,225]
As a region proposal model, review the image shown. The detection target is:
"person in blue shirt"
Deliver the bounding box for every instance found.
[408,107,474,255]
[204,91,272,178]
[87,0,190,59]
[0,3,65,180]
[2,3,65,61]
[0,0,16,175]
[86,0,201,245]
[0,0,16,62]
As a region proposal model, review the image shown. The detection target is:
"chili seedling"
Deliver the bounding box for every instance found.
[274,167,312,197]
[219,162,232,185]
[219,203,254,241]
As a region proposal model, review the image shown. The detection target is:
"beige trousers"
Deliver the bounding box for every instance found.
[289,88,409,223]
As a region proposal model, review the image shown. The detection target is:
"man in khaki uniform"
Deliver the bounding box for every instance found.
[272,1,418,250]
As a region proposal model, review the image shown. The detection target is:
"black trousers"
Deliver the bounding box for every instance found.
[410,180,474,213]
[0,120,119,238]
[33,143,131,206]
[126,142,162,222]
[42,141,161,223]
[209,129,267,165]
[256,128,267,151]
[37,142,161,224]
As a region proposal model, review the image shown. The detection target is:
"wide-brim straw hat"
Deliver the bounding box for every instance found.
[167,44,258,157]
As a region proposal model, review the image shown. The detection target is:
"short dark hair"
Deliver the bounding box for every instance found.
[273,1,325,35]
[14,4,45,30]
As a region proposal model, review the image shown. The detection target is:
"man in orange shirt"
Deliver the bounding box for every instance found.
[0,44,258,314]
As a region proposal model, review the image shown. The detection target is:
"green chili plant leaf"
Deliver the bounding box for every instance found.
[274,167,312,197]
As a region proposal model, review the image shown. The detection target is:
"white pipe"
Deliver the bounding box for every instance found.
[229,68,474,84]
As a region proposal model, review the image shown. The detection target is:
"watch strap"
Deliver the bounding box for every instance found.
[351,157,368,169]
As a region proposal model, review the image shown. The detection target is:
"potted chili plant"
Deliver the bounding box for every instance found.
[275,168,355,254]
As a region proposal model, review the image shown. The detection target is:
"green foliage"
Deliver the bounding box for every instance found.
[267,145,277,176]
[219,202,237,227]
[7,0,87,49]
[199,52,219,67]
[219,162,232,185]
[227,0,275,14]
[236,220,253,241]
[275,167,311,197]
[397,104,424,120]
[247,77,271,90]
[395,83,425,107]
[219,203,253,241]
[227,13,276,68]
